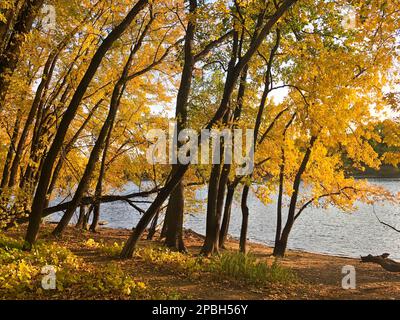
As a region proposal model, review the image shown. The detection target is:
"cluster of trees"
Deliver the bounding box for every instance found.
[0,0,399,258]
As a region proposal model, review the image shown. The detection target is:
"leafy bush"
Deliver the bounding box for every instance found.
[98,240,125,257]
[0,234,180,299]
[0,234,81,298]
[136,246,207,277]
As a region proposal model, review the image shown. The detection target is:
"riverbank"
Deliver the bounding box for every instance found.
[1,223,399,300]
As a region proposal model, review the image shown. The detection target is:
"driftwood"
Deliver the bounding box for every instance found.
[361,253,400,272]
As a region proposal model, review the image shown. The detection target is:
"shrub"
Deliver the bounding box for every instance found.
[0,234,179,299]
[135,245,296,286]
[135,246,206,276]
[211,252,296,285]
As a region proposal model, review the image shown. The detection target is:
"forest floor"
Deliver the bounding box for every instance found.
[2,223,400,300]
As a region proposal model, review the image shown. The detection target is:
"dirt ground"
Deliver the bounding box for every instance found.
[4,224,400,300]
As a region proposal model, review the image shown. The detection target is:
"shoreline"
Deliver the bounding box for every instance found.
[48,220,393,262]
[3,223,400,299]
[86,225,384,262]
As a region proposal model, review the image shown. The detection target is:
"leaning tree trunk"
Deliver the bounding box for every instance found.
[147,209,160,240]
[24,0,149,250]
[51,14,155,236]
[8,49,59,188]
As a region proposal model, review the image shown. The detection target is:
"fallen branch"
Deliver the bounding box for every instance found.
[361,253,400,272]
[5,188,160,229]
[43,189,159,216]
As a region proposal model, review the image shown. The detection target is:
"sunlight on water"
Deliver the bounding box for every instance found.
[49,179,400,259]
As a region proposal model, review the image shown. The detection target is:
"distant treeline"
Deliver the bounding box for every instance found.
[351,165,400,179]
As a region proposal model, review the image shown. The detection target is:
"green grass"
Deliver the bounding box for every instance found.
[132,244,296,286]
[211,251,297,285]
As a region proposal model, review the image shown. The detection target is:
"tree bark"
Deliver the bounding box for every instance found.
[219,182,236,249]
[147,209,160,240]
[201,163,221,256]
[164,181,185,251]
[240,185,250,253]
[75,204,86,229]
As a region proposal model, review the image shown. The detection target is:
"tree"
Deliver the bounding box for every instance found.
[24,0,150,249]
[120,0,298,259]
[0,0,45,110]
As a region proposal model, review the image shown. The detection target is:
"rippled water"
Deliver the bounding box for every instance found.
[49,179,400,259]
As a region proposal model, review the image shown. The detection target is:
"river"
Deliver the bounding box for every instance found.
[48,179,400,259]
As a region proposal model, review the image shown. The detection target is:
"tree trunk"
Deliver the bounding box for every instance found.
[163,0,197,252]
[90,122,112,233]
[273,136,317,257]
[52,82,123,237]
[240,185,250,253]
[0,109,21,190]
[219,182,236,249]
[83,205,93,230]
[120,164,189,258]
[273,161,285,256]
[164,180,186,251]
[75,205,86,228]
[201,163,221,256]
[23,0,149,249]
[147,209,160,240]
[214,163,230,248]
[8,51,59,188]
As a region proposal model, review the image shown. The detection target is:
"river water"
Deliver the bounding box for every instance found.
[48,179,400,259]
